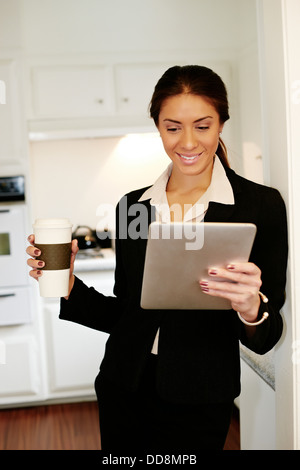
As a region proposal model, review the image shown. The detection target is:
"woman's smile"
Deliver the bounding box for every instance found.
[177,152,204,165]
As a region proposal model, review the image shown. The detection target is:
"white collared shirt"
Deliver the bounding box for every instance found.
[139,155,235,353]
[139,155,234,222]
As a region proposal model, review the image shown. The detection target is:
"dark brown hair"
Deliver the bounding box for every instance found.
[149,65,230,168]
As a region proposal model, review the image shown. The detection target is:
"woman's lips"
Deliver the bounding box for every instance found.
[177,153,203,164]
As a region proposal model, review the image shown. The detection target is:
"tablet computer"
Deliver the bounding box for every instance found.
[140,222,257,310]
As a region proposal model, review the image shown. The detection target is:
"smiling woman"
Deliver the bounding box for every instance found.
[26,64,288,451]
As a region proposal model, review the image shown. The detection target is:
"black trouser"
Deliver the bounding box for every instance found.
[95,354,233,451]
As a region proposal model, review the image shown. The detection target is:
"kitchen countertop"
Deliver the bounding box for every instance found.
[74,248,116,272]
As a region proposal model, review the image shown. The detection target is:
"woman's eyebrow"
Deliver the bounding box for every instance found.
[163,116,213,124]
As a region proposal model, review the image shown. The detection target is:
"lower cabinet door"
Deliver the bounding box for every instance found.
[0,286,32,325]
[0,335,42,404]
[44,270,113,398]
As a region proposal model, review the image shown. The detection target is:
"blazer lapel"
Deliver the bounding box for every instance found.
[134,199,155,257]
[204,166,242,222]
[204,201,236,222]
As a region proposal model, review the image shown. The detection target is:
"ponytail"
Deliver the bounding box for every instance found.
[217,137,230,168]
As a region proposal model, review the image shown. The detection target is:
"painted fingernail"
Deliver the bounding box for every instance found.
[209,269,218,276]
[200,280,208,287]
[202,287,209,293]
[38,261,44,267]
[227,264,235,270]
[37,271,42,276]
[34,249,41,256]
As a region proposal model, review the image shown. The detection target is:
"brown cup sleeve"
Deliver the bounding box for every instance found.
[35,243,72,270]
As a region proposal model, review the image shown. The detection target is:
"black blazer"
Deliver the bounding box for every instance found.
[60,166,288,404]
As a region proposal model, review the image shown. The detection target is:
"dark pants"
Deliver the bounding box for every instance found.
[95,354,233,451]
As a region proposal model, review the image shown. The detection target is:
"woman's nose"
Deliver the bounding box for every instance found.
[180,129,198,150]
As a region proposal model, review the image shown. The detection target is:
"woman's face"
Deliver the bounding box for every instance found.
[157,93,224,178]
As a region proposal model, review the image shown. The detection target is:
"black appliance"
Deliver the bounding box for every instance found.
[0,176,25,202]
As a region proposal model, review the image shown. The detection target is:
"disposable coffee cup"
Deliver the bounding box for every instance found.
[33,218,73,298]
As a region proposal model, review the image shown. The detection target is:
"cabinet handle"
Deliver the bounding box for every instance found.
[0,210,10,213]
[0,293,16,298]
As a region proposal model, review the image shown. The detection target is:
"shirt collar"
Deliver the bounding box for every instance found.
[140,155,234,200]
[139,163,172,205]
[202,155,235,206]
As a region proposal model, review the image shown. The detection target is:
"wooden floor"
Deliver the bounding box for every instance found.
[0,401,240,450]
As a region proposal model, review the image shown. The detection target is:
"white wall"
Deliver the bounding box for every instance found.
[0,0,22,49]
[281,0,300,450]
[257,0,300,449]
[240,361,276,450]
[20,0,247,56]
[238,45,264,184]
[29,134,169,229]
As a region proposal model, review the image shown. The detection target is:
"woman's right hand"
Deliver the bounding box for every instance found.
[26,234,79,298]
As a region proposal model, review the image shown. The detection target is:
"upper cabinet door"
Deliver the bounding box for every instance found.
[27,61,233,140]
[114,63,174,117]
[31,65,113,119]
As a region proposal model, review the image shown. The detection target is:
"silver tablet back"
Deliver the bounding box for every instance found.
[141,222,257,310]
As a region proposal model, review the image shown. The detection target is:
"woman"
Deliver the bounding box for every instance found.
[27,65,288,450]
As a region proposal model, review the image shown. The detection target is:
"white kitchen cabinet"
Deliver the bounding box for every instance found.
[29,62,170,122]
[0,285,48,406]
[0,58,26,174]
[31,65,113,119]
[44,269,114,400]
[0,335,41,403]
[115,62,233,119]
[27,59,234,141]
[28,61,165,139]
[114,63,174,117]
[0,286,32,326]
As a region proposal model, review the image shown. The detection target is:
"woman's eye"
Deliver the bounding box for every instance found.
[197,126,209,131]
[167,127,179,133]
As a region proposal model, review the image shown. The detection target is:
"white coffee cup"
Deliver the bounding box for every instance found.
[33,218,73,297]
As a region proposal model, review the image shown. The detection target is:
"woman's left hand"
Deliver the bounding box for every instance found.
[199,262,262,323]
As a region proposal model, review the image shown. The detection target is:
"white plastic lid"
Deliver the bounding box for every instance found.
[33,218,72,228]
